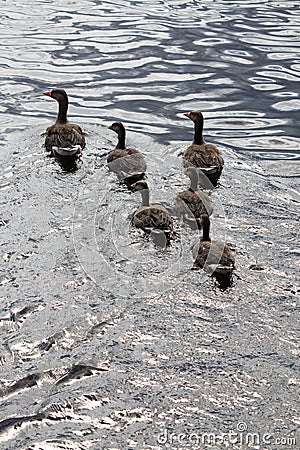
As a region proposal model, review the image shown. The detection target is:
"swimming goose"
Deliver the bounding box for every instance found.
[175,166,213,229]
[192,215,235,275]
[108,122,146,187]
[131,180,173,245]
[43,88,85,157]
[183,110,224,186]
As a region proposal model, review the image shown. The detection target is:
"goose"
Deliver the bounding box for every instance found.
[43,88,85,158]
[108,122,146,187]
[131,180,173,245]
[192,215,235,275]
[183,110,223,186]
[175,166,213,229]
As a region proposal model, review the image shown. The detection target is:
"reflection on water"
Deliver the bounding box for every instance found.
[1,0,300,163]
[0,1,299,449]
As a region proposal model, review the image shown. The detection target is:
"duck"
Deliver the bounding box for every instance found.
[108,122,146,187]
[131,180,174,245]
[183,110,224,186]
[175,166,213,229]
[192,215,235,275]
[43,88,85,158]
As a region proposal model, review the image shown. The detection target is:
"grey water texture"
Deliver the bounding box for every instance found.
[0,1,299,449]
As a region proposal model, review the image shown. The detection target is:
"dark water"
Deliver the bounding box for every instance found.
[0,1,299,449]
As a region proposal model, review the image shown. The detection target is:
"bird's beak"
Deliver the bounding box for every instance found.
[43,91,51,97]
[184,112,191,118]
[108,125,113,130]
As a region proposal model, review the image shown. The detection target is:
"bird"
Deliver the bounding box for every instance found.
[192,215,235,275]
[107,122,146,187]
[43,88,85,159]
[183,110,224,186]
[131,180,174,246]
[175,166,213,229]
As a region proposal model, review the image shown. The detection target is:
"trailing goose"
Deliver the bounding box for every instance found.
[192,215,235,275]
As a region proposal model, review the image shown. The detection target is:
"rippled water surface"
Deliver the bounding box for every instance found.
[0,1,299,449]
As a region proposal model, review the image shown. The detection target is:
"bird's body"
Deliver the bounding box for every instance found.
[175,167,213,229]
[108,122,146,186]
[183,142,223,170]
[45,123,85,154]
[133,204,173,232]
[43,89,85,156]
[131,181,173,245]
[193,240,235,274]
[192,215,235,275]
[183,110,223,186]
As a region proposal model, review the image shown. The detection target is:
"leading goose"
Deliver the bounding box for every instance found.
[183,110,224,186]
[43,88,85,158]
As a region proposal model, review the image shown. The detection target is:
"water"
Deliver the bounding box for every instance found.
[0,1,299,449]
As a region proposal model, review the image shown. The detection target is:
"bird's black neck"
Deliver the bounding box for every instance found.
[201,215,211,242]
[188,168,199,191]
[116,128,126,149]
[56,97,69,124]
[141,188,150,207]
[193,117,204,145]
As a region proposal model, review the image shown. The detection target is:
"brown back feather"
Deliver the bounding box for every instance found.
[107,147,146,176]
[183,143,224,168]
[133,205,173,231]
[45,123,85,151]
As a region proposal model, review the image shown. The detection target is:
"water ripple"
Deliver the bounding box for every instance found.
[0,1,299,164]
[0,1,299,448]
